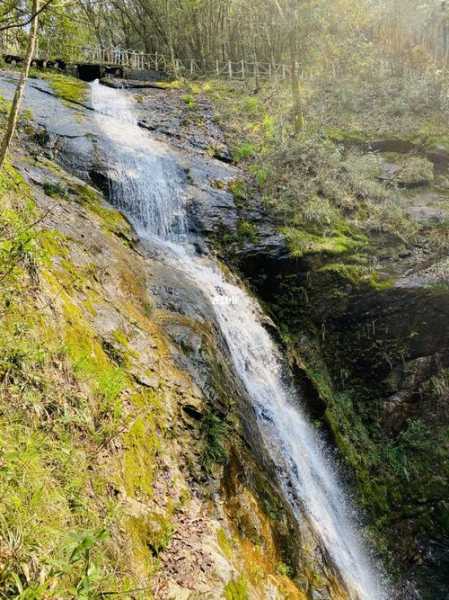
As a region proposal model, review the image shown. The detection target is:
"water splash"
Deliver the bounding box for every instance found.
[91,80,386,600]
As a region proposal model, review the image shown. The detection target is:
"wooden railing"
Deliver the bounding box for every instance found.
[1,41,298,82]
[75,46,296,81]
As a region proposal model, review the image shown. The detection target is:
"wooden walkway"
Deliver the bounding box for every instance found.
[2,43,297,82]
[81,46,296,81]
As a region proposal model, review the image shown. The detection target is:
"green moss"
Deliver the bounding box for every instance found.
[155,79,183,90]
[146,512,174,556]
[277,562,293,577]
[318,263,394,290]
[37,71,88,104]
[217,528,234,560]
[63,314,127,409]
[281,226,365,258]
[0,209,126,595]
[42,180,68,198]
[112,328,129,348]
[0,152,178,596]
[71,183,132,238]
[123,410,159,497]
[324,126,371,144]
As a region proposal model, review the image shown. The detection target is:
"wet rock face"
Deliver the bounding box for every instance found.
[11,71,449,595]
[324,286,449,424]
[6,74,341,597]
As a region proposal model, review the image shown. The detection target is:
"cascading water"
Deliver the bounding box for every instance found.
[91,80,386,600]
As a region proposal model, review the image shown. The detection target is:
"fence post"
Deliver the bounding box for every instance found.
[216,60,219,76]
[190,59,194,75]
[241,60,245,79]
[155,52,159,71]
[228,61,232,79]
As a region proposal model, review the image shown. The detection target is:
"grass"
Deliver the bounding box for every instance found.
[0,160,167,597]
[202,68,445,261]
[224,576,249,600]
[0,165,116,597]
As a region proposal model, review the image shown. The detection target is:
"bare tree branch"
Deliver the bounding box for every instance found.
[0,0,55,33]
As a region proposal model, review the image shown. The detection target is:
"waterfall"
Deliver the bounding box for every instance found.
[91,80,386,600]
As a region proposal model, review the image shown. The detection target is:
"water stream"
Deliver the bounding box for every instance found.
[91,80,386,600]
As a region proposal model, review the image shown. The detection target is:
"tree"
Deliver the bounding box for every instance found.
[0,0,41,169]
[269,0,304,132]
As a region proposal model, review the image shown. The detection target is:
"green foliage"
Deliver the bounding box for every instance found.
[0,163,40,288]
[249,164,271,188]
[228,179,248,202]
[241,96,261,116]
[37,1,94,62]
[429,369,449,398]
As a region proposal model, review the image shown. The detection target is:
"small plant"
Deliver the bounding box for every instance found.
[143,299,155,317]
[42,180,67,198]
[228,179,248,202]
[232,142,256,163]
[201,412,228,471]
[181,94,197,109]
[68,529,109,598]
[250,164,270,188]
[237,220,258,243]
[277,561,292,577]
[242,96,261,116]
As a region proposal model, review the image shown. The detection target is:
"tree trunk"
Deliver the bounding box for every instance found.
[289,24,304,133]
[0,0,40,170]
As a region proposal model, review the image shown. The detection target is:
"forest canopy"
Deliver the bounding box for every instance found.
[0,0,448,72]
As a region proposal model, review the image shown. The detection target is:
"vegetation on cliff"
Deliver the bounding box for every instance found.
[2,0,449,597]
[182,13,449,592]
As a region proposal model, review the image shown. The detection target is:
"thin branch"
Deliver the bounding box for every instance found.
[0,0,55,33]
